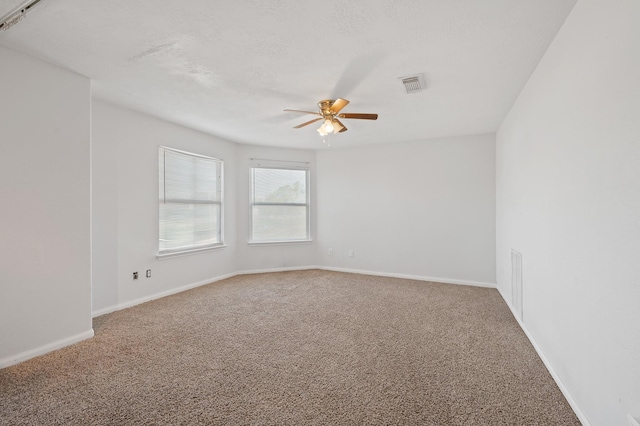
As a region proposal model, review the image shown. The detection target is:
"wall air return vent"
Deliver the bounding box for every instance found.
[400,73,426,94]
[0,0,44,31]
[511,249,523,321]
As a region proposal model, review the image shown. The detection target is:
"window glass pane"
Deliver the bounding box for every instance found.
[252,205,307,240]
[159,147,223,254]
[164,150,219,202]
[160,203,220,251]
[253,168,307,204]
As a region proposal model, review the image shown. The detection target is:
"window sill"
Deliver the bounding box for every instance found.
[248,239,313,246]
[156,244,227,260]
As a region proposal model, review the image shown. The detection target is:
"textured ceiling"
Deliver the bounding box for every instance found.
[0,0,577,149]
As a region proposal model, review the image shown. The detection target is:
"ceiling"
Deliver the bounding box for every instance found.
[0,0,577,149]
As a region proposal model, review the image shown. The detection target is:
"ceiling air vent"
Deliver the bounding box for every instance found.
[0,0,44,31]
[400,73,426,94]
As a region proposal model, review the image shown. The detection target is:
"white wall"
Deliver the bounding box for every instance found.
[496,0,640,424]
[91,102,495,317]
[316,134,496,286]
[91,100,238,315]
[234,144,317,273]
[0,46,92,367]
[91,101,318,314]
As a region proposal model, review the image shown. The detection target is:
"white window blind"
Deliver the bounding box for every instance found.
[159,147,223,255]
[250,166,310,242]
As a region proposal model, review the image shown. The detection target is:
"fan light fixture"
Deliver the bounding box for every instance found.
[323,119,334,133]
[285,98,378,139]
[317,119,336,136]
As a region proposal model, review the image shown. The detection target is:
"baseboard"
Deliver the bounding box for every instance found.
[0,329,94,369]
[319,266,497,289]
[92,267,326,318]
[497,287,591,426]
[92,272,237,318]
[93,266,494,318]
[236,265,321,276]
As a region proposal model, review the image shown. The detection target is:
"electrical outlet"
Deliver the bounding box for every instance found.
[348,249,354,258]
[328,248,333,256]
[146,269,151,278]
[133,271,138,280]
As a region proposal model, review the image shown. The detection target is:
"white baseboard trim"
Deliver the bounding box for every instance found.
[92,272,237,318]
[497,287,591,426]
[93,266,495,318]
[236,265,321,276]
[0,329,95,369]
[318,266,497,288]
[93,267,323,318]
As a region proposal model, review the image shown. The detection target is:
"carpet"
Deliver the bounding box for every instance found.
[0,270,579,425]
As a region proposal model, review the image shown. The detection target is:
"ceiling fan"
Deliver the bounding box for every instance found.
[284,98,378,136]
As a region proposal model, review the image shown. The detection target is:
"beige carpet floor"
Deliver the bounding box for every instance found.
[0,270,579,425]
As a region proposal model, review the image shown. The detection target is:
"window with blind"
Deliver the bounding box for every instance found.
[250,166,310,243]
[158,147,223,256]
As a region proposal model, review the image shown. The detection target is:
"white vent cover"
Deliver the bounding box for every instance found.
[400,73,426,94]
[0,0,43,31]
[511,249,523,321]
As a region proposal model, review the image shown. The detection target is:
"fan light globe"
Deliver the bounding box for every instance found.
[323,119,334,133]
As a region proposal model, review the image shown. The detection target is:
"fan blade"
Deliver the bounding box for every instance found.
[329,98,350,114]
[284,109,321,115]
[333,119,348,133]
[338,113,378,120]
[294,117,323,128]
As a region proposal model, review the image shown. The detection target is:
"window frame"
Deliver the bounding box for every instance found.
[249,164,311,245]
[157,146,225,259]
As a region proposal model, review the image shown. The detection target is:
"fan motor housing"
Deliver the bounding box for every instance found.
[318,100,336,117]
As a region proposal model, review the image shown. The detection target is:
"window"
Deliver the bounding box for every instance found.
[250,165,310,243]
[158,147,223,256]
